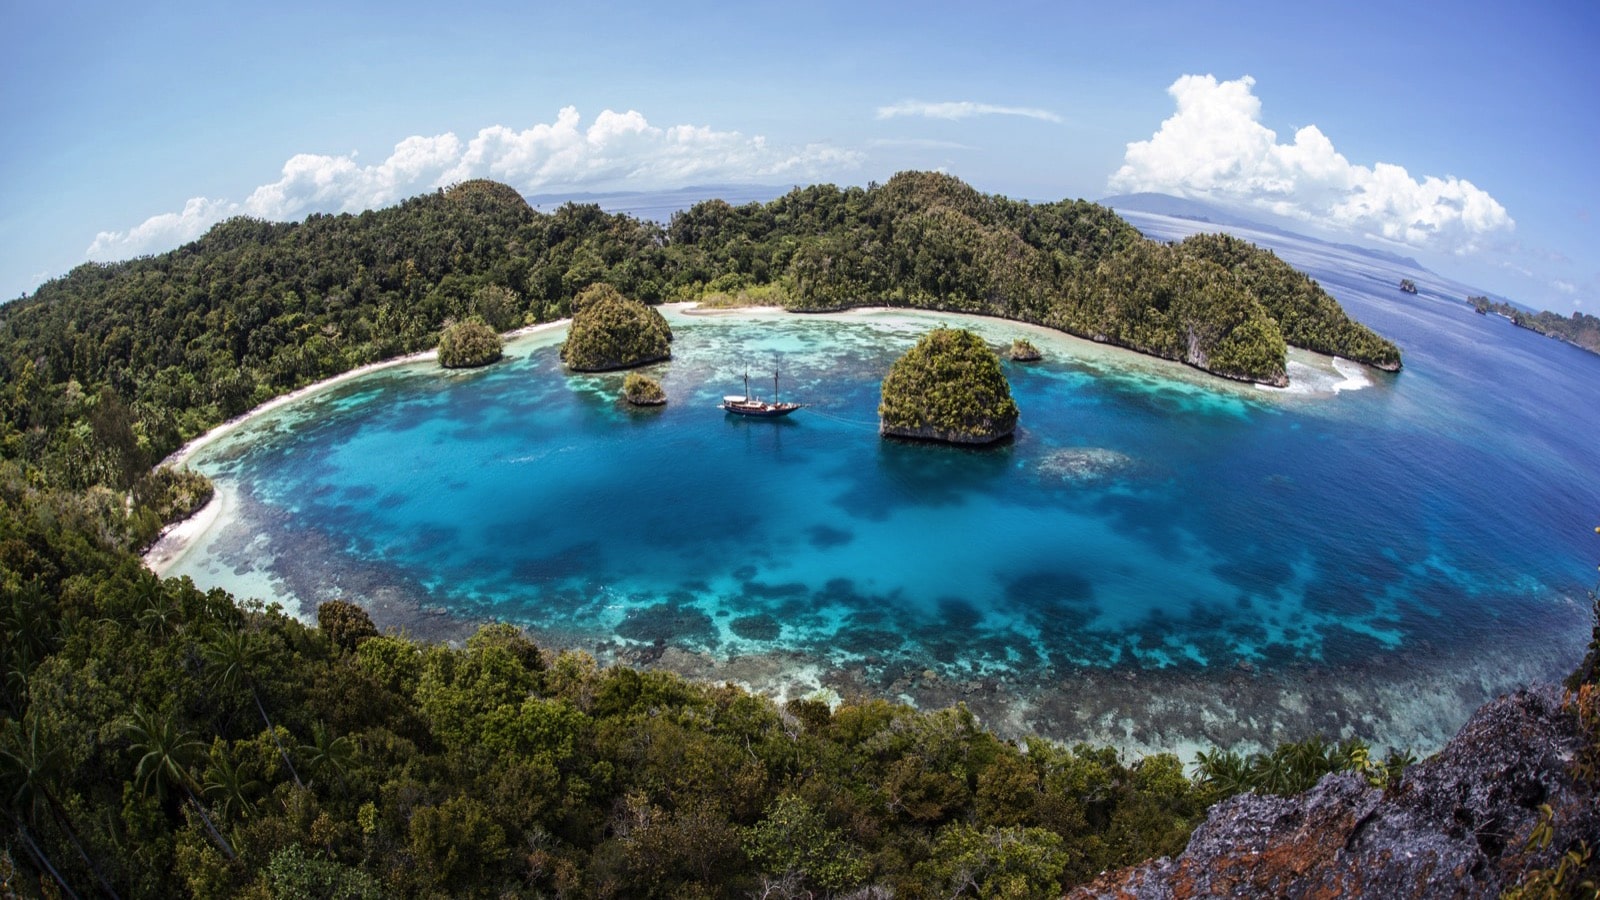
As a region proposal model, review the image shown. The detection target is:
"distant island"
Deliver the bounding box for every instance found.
[1472,294,1600,356]
[1103,191,1595,368]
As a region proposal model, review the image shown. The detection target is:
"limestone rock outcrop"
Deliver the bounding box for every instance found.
[1068,685,1598,899]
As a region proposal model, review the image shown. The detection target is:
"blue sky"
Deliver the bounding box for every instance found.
[3,1,1596,310]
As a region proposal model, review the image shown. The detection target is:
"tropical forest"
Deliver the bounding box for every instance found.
[0,172,1593,898]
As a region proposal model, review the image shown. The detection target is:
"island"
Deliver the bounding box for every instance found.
[1472,294,1600,356]
[560,283,673,371]
[0,172,1588,898]
[1007,338,1042,361]
[1179,233,1402,372]
[622,372,666,406]
[879,327,1019,444]
[436,316,503,368]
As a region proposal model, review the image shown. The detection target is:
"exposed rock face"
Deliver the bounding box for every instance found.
[1008,338,1042,361]
[1069,686,1599,899]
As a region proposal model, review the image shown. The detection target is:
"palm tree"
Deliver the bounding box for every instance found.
[130,571,179,639]
[1,714,123,897]
[201,742,261,823]
[297,721,355,792]
[1,580,58,715]
[122,706,235,860]
[0,715,82,898]
[199,624,304,789]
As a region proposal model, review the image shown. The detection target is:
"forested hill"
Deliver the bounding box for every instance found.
[0,172,1399,492]
[0,176,1587,899]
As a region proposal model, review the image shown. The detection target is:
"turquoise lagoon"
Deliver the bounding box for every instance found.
[161,227,1600,756]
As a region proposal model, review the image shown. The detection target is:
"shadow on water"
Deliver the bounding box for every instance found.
[831,435,1017,520]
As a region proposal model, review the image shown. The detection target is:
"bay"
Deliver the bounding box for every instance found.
[159,223,1600,757]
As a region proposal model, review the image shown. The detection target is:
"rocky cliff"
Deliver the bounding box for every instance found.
[1069,685,1598,898]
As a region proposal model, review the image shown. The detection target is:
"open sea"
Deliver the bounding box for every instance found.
[158,212,1600,757]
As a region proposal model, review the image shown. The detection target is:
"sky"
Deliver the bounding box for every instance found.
[3,1,1597,311]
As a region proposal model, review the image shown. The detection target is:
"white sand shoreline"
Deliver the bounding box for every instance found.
[143,488,225,576]
[142,318,571,574]
[143,303,1363,576]
[156,317,572,470]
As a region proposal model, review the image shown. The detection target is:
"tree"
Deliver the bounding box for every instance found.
[199,624,303,789]
[296,722,355,791]
[915,822,1069,898]
[201,741,261,823]
[469,283,523,332]
[742,793,868,894]
[316,600,378,653]
[123,706,235,860]
[0,714,119,898]
[264,844,382,900]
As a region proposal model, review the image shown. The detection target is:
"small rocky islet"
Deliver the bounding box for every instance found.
[560,283,673,372]
[436,316,504,368]
[622,372,667,406]
[878,327,1020,445]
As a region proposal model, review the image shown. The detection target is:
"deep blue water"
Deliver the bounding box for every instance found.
[166,217,1600,752]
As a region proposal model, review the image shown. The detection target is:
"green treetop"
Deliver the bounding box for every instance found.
[560,284,673,372]
[879,327,1019,444]
[437,317,503,369]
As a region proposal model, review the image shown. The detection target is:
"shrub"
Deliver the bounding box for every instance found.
[437,317,503,368]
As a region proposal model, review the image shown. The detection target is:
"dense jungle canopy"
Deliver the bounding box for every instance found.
[0,172,1448,897]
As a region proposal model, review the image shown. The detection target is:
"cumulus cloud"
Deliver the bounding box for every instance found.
[87,108,861,261]
[86,197,233,259]
[1108,75,1513,252]
[876,100,1061,123]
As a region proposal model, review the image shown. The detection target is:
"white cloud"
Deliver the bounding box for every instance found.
[87,196,233,259]
[867,138,977,151]
[876,100,1061,123]
[1108,74,1513,253]
[86,108,862,262]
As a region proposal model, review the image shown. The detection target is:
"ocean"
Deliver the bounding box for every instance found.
[158,213,1600,757]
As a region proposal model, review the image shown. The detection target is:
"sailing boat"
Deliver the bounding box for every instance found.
[722,370,804,417]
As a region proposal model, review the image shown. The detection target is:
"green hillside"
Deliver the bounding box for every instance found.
[0,174,1432,896]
